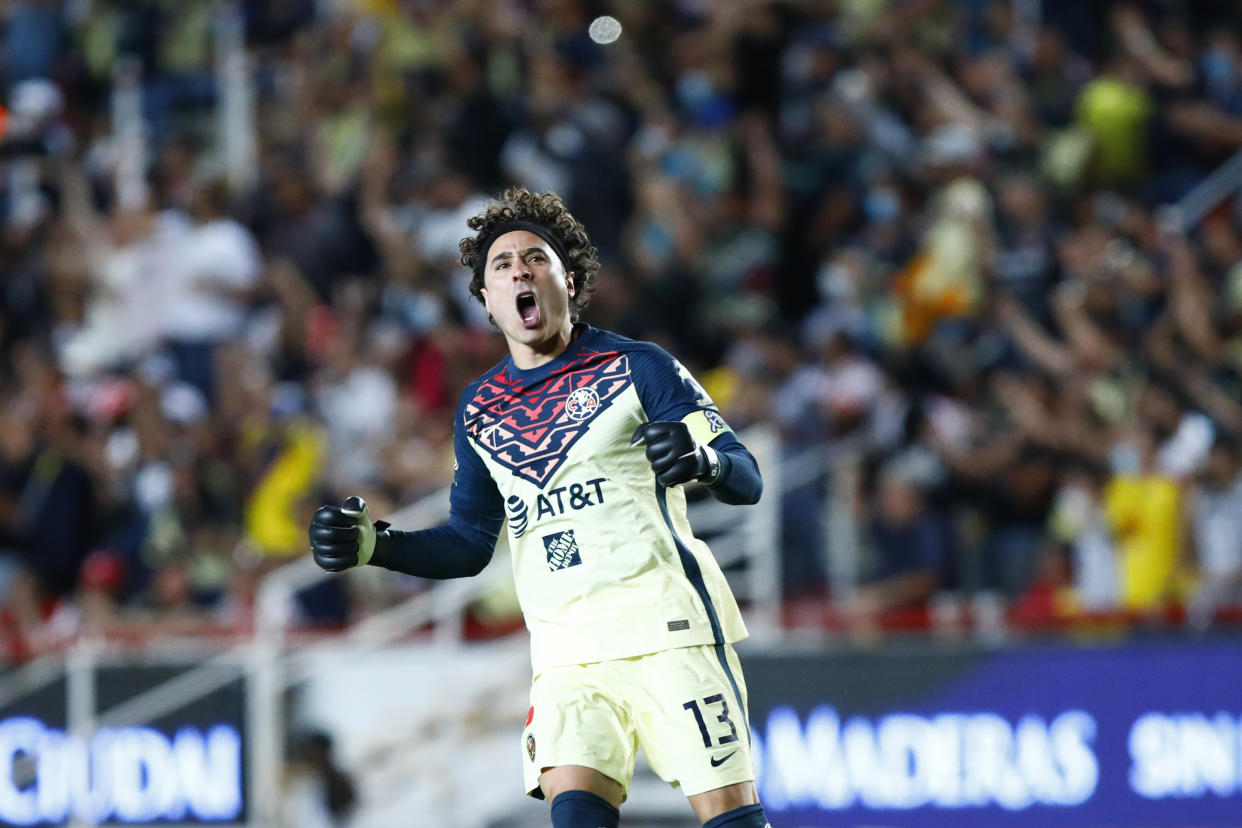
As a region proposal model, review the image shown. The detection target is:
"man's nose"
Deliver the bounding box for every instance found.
[513,261,533,280]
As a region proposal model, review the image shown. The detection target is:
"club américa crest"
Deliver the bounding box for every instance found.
[526,732,536,762]
[564,386,601,421]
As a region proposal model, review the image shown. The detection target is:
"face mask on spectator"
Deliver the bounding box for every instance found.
[1110,443,1142,476]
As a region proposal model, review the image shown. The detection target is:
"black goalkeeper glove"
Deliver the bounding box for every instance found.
[309,496,391,572]
[630,421,722,488]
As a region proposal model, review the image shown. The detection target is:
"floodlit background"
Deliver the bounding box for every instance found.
[0,1,1241,826]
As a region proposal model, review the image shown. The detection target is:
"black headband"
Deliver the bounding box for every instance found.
[474,220,572,279]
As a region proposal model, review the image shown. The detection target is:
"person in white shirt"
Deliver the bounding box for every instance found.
[163,180,261,399]
[1190,438,1242,620]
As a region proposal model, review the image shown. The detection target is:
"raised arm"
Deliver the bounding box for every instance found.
[996,293,1076,377]
[369,407,505,578]
[309,391,505,579]
[632,421,764,506]
[370,507,502,578]
[630,346,764,506]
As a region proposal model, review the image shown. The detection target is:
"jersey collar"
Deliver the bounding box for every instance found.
[503,323,600,382]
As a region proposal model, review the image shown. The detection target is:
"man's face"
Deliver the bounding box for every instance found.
[480,229,575,348]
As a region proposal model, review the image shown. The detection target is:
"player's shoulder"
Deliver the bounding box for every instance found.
[456,357,511,413]
[586,328,715,408]
[585,327,675,369]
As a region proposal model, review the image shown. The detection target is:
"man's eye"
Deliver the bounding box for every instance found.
[496,262,509,270]
[529,254,545,262]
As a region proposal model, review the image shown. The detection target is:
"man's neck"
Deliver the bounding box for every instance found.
[508,323,580,370]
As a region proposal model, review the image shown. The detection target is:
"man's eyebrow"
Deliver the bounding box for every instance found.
[490,247,550,266]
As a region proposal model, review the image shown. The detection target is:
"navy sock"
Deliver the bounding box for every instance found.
[549,790,620,828]
[702,803,770,828]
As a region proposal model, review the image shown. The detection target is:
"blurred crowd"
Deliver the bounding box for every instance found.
[2,0,1242,660]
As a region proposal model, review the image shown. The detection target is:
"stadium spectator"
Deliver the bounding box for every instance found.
[1048,465,1120,612]
[1104,422,1186,610]
[162,178,263,401]
[1188,437,1242,620]
[851,462,948,623]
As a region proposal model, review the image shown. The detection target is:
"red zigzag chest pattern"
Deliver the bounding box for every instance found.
[464,351,633,487]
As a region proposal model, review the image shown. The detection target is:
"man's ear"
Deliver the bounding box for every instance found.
[566,272,576,297]
[480,286,490,313]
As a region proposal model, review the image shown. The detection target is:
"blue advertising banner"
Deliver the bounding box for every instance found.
[743,638,1242,827]
[0,663,246,826]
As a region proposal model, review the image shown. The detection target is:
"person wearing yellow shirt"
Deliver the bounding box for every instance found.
[245,417,326,559]
[1104,425,1183,610]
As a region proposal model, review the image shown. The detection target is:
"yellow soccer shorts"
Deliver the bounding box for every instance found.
[521,643,754,800]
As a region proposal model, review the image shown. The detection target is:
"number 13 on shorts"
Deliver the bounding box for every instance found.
[683,694,739,748]
[521,644,755,799]
[636,644,755,795]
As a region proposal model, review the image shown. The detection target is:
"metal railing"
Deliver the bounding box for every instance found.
[1163,147,1242,231]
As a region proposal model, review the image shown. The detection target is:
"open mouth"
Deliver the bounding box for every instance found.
[516,291,541,328]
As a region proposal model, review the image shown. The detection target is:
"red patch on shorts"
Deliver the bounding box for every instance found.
[525,706,534,727]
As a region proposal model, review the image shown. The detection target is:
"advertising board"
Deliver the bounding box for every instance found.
[744,639,1242,827]
[0,663,246,826]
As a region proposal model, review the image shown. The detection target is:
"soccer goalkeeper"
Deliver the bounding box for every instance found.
[309,188,769,828]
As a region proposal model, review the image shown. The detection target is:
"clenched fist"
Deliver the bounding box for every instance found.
[309,496,389,572]
[630,421,720,487]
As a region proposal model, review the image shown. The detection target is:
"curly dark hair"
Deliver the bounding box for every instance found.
[459,188,600,321]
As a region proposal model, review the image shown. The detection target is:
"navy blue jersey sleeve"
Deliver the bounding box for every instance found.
[446,394,507,521]
[703,436,763,505]
[630,343,763,505]
[369,386,504,578]
[630,344,719,423]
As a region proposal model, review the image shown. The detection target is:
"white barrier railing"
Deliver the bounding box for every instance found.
[1164,147,1242,231]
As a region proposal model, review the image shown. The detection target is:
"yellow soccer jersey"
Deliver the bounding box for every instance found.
[451,325,750,676]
